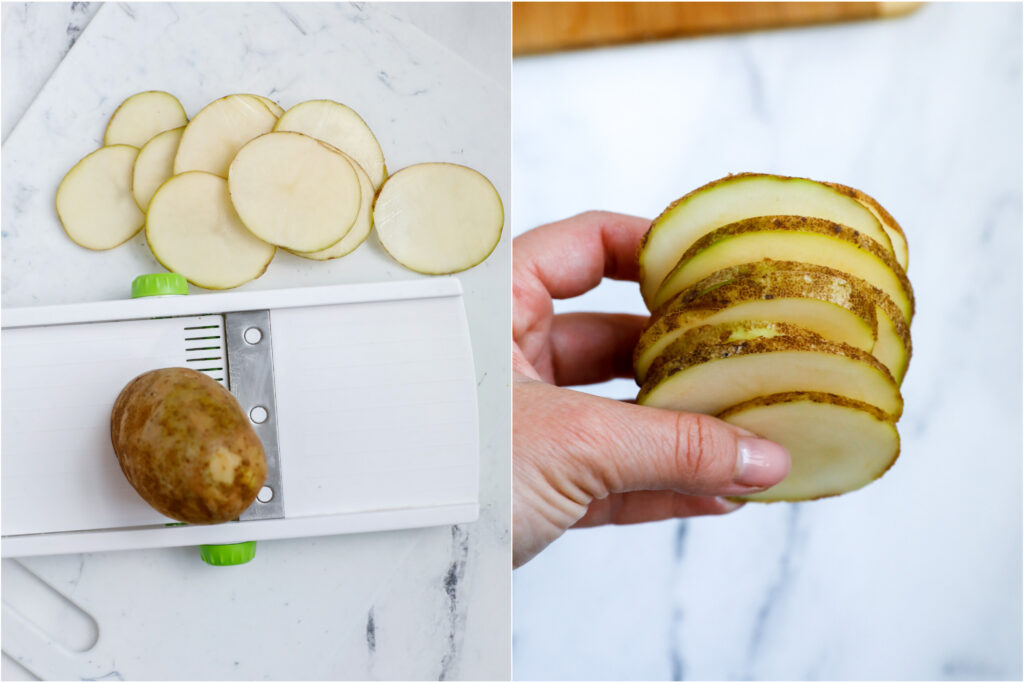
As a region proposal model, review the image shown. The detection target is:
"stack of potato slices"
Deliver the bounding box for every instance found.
[634,173,913,502]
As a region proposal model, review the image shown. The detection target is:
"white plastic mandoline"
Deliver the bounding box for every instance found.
[1,279,479,558]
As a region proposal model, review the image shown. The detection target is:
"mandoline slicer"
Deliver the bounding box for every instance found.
[1,276,480,561]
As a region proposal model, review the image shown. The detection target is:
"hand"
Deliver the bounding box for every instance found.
[513,211,790,567]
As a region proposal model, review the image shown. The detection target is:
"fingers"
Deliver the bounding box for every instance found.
[513,211,652,300]
[513,379,790,565]
[513,343,544,382]
[512,212,651,385]
[518,380,790,500]
[550,312,648,386]
[571,491,743,528]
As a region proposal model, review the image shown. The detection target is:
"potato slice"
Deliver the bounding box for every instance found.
[826,181,909,272]
[146,171,276,289]
[874,299,912,384]
[173,94,278,177]
[131,126,184,210]
[638,321,903,418]
[275,99,387,189]
[651,215,915,323]
[228,132,361,252]
[373,163,503,275]
[56,145,145,250]
[720,392,900,502]
[289,150,374,261]
[638,173,895,307]
[104,91,188,148]
[253,95,285,117]
[634,261,879,384]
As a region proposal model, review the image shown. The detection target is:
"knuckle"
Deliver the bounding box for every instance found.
[673,413,724,479]
[577,209,607,221]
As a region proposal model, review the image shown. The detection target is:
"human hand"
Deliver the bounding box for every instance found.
[512,211,791,567]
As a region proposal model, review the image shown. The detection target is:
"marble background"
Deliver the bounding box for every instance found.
[2,3,510,680]
[512,2,1022,680]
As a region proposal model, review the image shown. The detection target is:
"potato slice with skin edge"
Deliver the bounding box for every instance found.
[173,94,278,177]
[373,163,504,275]
[146,171,276,290]
[638,260,912,384]
[720,392,900,502]
[252,95,285,117]
[638,320,903,419]
[825,181,909,272]
[634,261,880,384]
[638,173,895,307]
[56,145,145,250]
[131,126,184,211]
[104,90,188,148]
[228,131,361,252]
[651,215,915,322]
[274,99,387,189]
[289,150,374,261]
[875,300,912,384]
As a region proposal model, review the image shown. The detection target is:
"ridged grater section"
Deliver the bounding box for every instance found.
[181,316,228,384]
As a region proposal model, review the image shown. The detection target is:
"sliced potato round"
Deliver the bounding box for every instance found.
[652,215,915,323]
[104,91,188,148]
[373,163,503,275]
[635,261,880,384]
[56,145,145,250]
[173,94,278,177]
[228,131,361,252]
[825,181,909,272]
[639,173,895,307]
[290,151,374,261]
[874,300,912,385]
[637,321,903,419]
[274,99,387,189]
[146,171,276,289]
[721,392,900,502]
[131,126,184,210]
[252,95,285,117]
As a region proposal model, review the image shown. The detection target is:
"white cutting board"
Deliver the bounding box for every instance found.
[1,3,511,679]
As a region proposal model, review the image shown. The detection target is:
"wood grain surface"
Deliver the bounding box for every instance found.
[513,2,923,55]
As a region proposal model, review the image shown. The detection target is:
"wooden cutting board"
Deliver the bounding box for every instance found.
[513,2,923,55]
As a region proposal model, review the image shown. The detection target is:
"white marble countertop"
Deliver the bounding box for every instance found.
[1,3,510,680]
[512,3,1022,680]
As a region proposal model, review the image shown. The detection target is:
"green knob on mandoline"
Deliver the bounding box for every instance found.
[199,541,258,566]
[132,275,257,567]
[131,273,189,298]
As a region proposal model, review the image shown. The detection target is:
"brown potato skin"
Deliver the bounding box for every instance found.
[110,367,267,524]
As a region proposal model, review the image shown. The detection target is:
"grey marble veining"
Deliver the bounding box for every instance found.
[1,2,101,141]
[512,3,1022,680]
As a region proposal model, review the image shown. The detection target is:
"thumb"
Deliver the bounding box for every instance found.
[517,379,790,500]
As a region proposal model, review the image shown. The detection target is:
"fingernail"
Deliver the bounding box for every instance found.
[716,496,745,512]
[735,437,790,488]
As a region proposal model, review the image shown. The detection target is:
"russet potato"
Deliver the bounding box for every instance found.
[110,367,266,524]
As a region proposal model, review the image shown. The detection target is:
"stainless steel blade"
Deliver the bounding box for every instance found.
[224,310,284,521]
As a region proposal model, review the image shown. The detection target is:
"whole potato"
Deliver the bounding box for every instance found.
[110,367,267,524]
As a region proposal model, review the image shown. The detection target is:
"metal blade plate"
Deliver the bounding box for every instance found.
[224,310,284,521]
